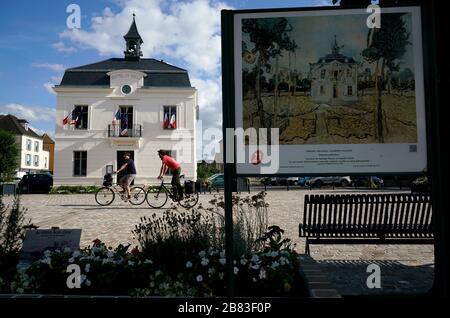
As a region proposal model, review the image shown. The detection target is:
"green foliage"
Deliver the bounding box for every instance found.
[0,194,29,293]
[0,129,19,182]
[196,161,219,183]
[49,185,99,194]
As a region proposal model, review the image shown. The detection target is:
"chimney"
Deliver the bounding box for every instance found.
[18,119,29,131]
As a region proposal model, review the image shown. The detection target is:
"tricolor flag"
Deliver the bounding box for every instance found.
[112,109,120,124]
[120,113,128,136]
[169,113,176,129]
[163,111,169,129]
[62,109,73,126]
[70,109,81,125]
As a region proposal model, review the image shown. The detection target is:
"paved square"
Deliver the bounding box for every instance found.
[3,188,434,295]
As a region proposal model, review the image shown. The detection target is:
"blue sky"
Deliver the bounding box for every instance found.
[0,0,331,157]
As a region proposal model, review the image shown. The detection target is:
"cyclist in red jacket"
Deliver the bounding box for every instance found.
[157,150,183,200]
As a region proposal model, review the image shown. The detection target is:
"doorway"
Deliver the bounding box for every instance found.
[116,151,135,185]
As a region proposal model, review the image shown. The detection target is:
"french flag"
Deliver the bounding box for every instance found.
[169,113,176,129]
[62,109,72,126]
[70,109,81,125]
[163,111,169,129]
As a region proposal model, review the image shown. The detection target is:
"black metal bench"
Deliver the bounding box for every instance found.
[299,193,434,255]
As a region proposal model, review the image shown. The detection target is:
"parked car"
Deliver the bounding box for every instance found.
[208,173,224,188]
[305,176,352,188]
[351,176,384,188]
[297,177,311,186]
[287,177,299,185]
[18,173,53,194]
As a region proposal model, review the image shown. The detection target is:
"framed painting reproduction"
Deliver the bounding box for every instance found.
[225,5,428,175]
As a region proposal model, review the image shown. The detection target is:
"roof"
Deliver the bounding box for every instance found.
[316,53,356,64]
[42,133,55,144]
[124,17,143,42]
[0,114,42,139]
[59,58,192,87]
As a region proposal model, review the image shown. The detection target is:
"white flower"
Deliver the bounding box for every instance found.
[196,275,203,282]
[85,279,91,287]
[155,270,162,277]
[259,268,267,280]
[68,257,75,263]
[252,278,257,283]
[80,274,87,283]
[271,261,280,269]
[251,264,260,270]
[144,259,153,264]
[201,258,209,266]
[269,251,279,258]
[219,258,226,265]
[64,247,71,253]
[150,282,155,288]
[208,268,215,275]
[186,261,193,268]
[106,251,114,258]
[219,272,224,280]
[44,250,52,257]
[40,257,51,265]
[128,261,134,266]
[85,264,91,273]
[234,267,239,274]
[240,258,248,266]
[102,259,111,265]
[16,288,24,294]
[72,251,81,258]
[198,250,206,258]
[251,254,260,263]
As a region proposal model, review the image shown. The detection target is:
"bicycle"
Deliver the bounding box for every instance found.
[145,175,199,209]
[95,176,146,206]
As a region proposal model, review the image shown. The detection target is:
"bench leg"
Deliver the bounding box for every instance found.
[305,239,310,255]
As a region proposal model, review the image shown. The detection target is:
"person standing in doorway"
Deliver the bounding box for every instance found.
[157,150,183,200]
[114,152,136,201]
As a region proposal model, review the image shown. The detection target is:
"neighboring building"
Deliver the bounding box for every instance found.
[309,36,359,105]
[0,114,50,178]
[53,16,197,186]
[42,134,55,173]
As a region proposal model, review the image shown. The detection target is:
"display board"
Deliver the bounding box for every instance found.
[228,6,427,175]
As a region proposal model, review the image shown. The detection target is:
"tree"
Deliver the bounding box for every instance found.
[362,13,410,143]
[242,18,297,130]
[0,130,19,182]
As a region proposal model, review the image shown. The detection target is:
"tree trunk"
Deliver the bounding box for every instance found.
[375,59,385,143]
[273,56,279,128]
[256,55,265,130]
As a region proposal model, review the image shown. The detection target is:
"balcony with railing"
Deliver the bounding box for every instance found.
[108,124,142,138]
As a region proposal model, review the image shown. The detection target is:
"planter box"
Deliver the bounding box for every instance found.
[0,183,16,195]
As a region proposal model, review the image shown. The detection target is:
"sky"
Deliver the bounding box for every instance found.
[0,0,334,159]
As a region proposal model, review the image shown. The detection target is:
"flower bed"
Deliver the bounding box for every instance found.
[2,192,309,297]
[10,240,307,297]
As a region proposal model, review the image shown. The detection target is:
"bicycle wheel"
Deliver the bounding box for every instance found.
[129,186,146,205]
[178,191,199,209]
[145,186,168,208]
[95,187,115,206]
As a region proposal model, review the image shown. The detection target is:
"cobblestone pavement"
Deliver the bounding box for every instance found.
[4,188,434,296]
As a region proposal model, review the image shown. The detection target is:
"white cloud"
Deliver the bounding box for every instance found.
[0,103,55,123]
[31,63,66,72]
[43,82,56,95]
[52,41,77,54]
[59,0,229,77]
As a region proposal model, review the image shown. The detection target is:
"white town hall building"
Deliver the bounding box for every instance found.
[53,16,197,186]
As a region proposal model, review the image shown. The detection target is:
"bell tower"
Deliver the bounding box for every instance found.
[124,14,143,61]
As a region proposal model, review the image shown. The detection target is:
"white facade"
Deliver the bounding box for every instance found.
[310,61,358,105]
[16,135,50,175]
[53,70,197,186]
